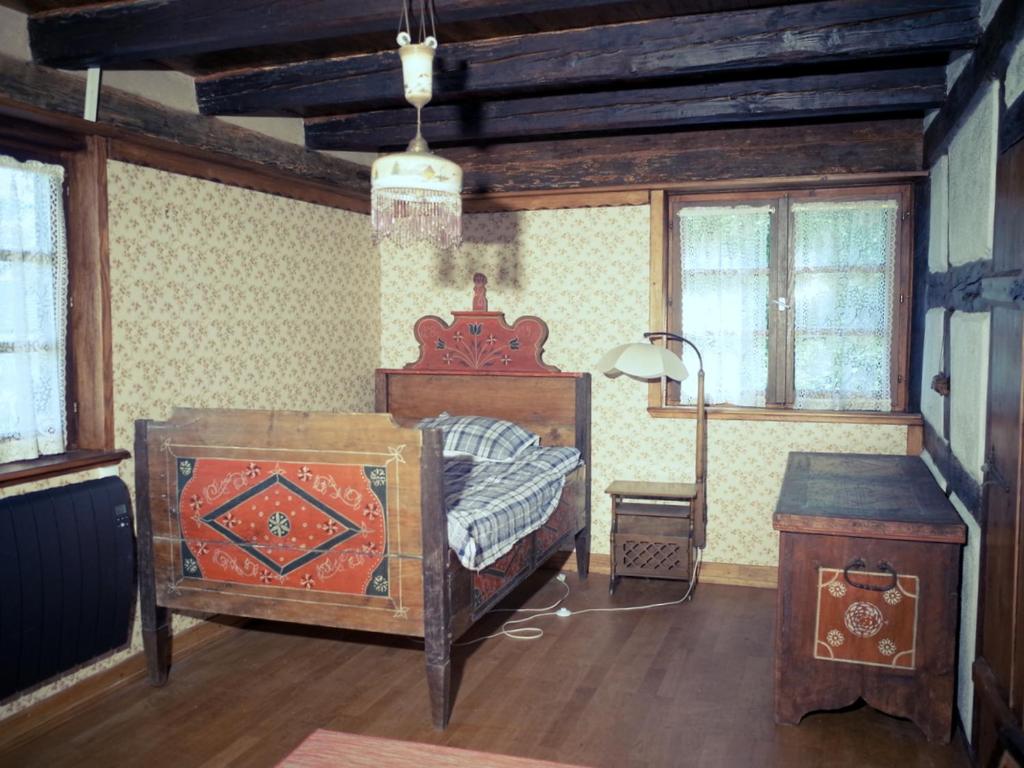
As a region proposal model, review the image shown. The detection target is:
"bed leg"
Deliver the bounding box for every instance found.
[575,528,590,580]
[426,652,452,729]
[141,604,171,686]
[135,418,171,686]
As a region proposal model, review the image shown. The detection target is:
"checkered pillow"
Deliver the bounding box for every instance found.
[418,413,539,462]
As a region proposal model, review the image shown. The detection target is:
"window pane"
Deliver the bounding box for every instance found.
[792,200,896,411]
[0,154,68,461]
[678,206,771,407]
[0,164,59,256]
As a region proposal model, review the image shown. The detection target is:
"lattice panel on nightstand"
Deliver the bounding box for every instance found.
[618,539,688,578]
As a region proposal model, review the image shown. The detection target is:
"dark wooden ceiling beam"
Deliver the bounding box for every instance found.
[197,0,978,118]
[444,118,923,194]
[924,0,1024,165]
[305,67,946,151]
[27,0,635,69]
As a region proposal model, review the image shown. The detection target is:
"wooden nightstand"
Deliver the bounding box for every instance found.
[607,480,698,594]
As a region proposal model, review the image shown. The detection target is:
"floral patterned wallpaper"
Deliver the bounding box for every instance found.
[379,206,907,567]
[0,161,378,716]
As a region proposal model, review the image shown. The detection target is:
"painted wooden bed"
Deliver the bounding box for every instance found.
[134,276,591,729]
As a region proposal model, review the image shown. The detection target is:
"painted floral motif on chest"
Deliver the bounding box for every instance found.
[175,457,389,598]
[814,567,918,670]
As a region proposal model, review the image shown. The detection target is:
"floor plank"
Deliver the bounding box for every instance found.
[2,575,969,767]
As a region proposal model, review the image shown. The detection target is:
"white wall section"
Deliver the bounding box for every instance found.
[928,156,949,274]
[949,83,999,266]
[950,312,991,483]
[921,307,947,436]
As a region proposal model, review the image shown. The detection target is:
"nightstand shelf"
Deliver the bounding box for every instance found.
[607,480,698,594]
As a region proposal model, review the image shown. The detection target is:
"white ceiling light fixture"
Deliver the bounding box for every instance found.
[371,0,462,250]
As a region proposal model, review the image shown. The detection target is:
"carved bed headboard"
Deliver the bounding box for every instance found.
[403,273,558,375]
[375,274,590,452]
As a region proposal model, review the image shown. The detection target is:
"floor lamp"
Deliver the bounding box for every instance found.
[597,332,707,551]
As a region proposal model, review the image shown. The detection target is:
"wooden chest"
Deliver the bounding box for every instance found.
[773,453,966,743]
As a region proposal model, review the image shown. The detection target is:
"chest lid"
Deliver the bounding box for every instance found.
[773,453,966,544]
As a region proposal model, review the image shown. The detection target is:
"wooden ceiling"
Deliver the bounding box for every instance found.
[6,0,980,173]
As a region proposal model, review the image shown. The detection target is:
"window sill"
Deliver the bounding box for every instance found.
[0,449,130,488]
[648,405,923,426]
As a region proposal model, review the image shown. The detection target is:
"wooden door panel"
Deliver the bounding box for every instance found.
[974,130,1024,765]
[978,309,1023,693]
[993,129,1024,273]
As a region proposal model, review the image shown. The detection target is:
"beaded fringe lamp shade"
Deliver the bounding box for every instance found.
[371,20,463,250]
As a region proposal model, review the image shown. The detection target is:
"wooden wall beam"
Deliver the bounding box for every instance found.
[64,135,114,451]
[106,140,370,213]
[923,0,1024,166]
[0,54,369,199]
[306,67,946,150]
[197,0,978,117]
[27,0,635,69]
[908,178,931,414]
[923,421,981,518]
[445,118,924,195]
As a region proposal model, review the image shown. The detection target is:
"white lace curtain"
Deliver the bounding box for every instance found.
[0,154,69,462]
[792,200,896,411]
[677,205,772,407]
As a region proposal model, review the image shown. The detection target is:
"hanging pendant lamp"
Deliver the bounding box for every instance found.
[371,3,462,250]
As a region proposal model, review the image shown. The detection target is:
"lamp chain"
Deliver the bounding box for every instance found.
[397,0,411,38]
[398,0,438,44]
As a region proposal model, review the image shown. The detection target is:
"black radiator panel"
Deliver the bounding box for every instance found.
[0,476,134,700]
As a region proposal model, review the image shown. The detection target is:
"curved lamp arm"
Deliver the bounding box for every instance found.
[643,331,703,373]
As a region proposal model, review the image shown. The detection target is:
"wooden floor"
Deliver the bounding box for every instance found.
[4,574,970,768]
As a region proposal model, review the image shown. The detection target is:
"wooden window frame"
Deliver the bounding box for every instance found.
[0,125,126,487]
[648,183,915,424]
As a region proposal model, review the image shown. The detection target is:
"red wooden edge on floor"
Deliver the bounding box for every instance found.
[278,729,589,768]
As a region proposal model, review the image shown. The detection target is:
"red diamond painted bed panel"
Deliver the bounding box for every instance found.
[176,457,389,597]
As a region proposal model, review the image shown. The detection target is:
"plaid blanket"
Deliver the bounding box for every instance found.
[443,446,582,570]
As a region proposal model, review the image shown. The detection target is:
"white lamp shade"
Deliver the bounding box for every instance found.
[598,342,688,382]
[370,150,463,250]
[371,150,462,196]
[399,41,436,108]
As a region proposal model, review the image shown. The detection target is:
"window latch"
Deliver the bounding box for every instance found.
[773,297,789,311]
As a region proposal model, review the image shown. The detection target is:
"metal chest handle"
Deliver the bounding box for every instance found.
[843,558,898,592]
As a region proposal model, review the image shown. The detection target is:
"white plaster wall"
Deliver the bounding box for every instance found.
[1006,35,1024,108]
[927,19,1020,739]
[921,453,981,740]
[949,82,999,266]
[928,156,949,273]
[0,4,31,60]
[921,308,947,435]
[950,312,991,483]
[980,0,1001,31]
[954,492,982,740]
[946,52,971,92]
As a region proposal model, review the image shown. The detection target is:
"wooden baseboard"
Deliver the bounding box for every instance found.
[699,562,778,589]
[547,552,778,589]
[0,616,245,752]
